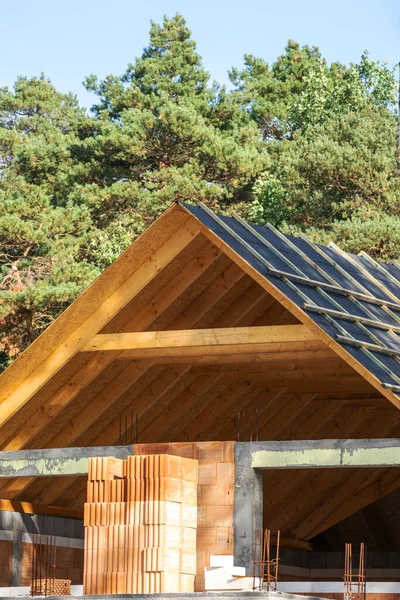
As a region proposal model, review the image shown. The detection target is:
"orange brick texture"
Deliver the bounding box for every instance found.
[0,540,11,586]
[134,441,235,592]
[83,454,198,594]
[32,578,72,595]
[20,543,83,587]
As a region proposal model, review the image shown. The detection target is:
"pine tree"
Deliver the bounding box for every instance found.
[242,47,400,260]
[0,76,98,367]
[1,17,400,369]
[82,13,263,222]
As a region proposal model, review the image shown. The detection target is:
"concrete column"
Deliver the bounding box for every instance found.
[11,514,22,587]
[233,442,263,574]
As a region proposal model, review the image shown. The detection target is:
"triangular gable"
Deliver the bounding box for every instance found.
[180,202,400,409]
[0,203,201,429]
[0,199,399,439]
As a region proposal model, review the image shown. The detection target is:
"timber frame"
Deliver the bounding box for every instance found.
[0,201,399,543]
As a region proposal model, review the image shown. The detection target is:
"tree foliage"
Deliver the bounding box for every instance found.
[1,15,399,369]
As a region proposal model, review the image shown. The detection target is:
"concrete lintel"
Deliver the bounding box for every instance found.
[0,445,132,478]
[242,438,400,469]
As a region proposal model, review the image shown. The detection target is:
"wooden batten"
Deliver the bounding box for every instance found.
[181,204,400,410]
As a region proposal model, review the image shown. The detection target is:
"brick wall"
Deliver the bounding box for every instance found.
[19,543,83,586]
[0,540,12,586]
[0,511,84,587]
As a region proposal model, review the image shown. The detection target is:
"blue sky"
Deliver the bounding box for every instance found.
[1,0,399,108]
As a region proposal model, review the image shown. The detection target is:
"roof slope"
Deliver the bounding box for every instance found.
[183,202,400,400]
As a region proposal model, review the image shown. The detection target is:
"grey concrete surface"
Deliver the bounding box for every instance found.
[0,445,132,478]
[10,518,22,587]
[0,510,84,539]
[243,438,400,469]
[233,442,263,575]
[0,510,84,587]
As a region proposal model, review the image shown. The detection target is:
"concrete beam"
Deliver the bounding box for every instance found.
[0,446,132,478]
[247,438,400,469]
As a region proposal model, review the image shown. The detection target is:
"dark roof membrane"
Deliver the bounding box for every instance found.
[182,202,400,396]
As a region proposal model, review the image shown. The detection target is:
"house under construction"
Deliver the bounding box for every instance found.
[0,201,400,598]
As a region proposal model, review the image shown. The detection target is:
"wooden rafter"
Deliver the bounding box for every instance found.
[266,411,400,538]
[307,468,400,540]
[263,412,377,535]
[293,415,400,540]
[0,240,235,502]
[0,219,201,429]
[262,403,358,525]
[170,380,258,442]
[0,498,83,520]
[182,205,400,409]
[24,285,284,507]
[5,258,250,502]
[2,202,399,525]
[215,388,287,441]
[0,206,190,399]
[1,240,221,451]
[0,241,243,503]
[296,468,385,541]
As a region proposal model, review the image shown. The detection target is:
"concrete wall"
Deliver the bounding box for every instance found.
[0,511,83,587]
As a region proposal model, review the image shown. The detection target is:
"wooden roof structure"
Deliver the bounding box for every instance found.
[0,201,400,543]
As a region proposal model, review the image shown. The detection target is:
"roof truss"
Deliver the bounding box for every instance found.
[184,202,400,408]
[0,202,399,529]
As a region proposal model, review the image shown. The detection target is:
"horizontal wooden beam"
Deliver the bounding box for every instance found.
[190,356,346,373]
[81,325,317,358]
[0,499,83,520]
[211,370,356,382]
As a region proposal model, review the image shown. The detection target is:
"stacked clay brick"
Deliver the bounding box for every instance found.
[133,441,235,591]
[83,454,198,594]
[34,578,72,596]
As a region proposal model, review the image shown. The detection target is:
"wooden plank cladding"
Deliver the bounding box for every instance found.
[83,454,198,594]
[133,441,235,592]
